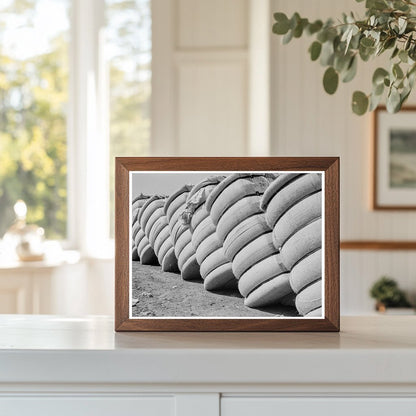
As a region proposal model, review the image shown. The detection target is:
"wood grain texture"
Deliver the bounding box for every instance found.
[373,106,416,211]
[114,160,130,331]
[324,158,340,331]
[115,157,340,332]
[341,241,416,250]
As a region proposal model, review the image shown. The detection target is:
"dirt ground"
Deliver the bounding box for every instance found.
[131,262,299,317]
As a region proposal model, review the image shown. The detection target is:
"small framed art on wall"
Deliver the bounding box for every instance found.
[373,106,416,210]
[115,157,339,331]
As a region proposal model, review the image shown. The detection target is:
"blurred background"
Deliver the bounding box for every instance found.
[0,0,415,316]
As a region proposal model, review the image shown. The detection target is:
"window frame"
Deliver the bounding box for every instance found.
[0,0,152,258]
[67,0,112,257]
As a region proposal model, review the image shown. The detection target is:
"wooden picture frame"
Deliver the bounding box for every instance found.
[373,106,416,210]
[115,157,339,332]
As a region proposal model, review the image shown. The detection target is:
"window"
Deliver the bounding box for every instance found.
[0,0,151,251]
[106,0,151,237]
[0,0,70,239]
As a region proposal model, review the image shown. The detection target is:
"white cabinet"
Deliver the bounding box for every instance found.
[222,397,416,416]
[1,397,175,416]
[3,395,416,416]
[0,316,415,416]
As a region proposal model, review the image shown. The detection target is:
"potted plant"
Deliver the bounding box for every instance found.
[369,276,414,313]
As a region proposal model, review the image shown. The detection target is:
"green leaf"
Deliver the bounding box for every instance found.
[342,56,357,83]
[399,49,408,63]
[397,80,405,89]
[320,40,335,66]
[393,63,404,79]
[383,37,396,50]
[344,25,359,53]
[317,30,328,43]
[409,44,416,60]
[273,13,290,35]
[366,0,388,10]
[359,47,373,62]
[369,30,381,44]
[391,47,399,59]
[408,63,416,79]
[387,87,401,113]
[350,32,361,49]
[346,13,355,24]
[293,22,303,38]
[390,21,400,34]
[323,67,339,94]
[290,12,301,30]
[369,92,383,111]
[405,34,413,51]
[334,37,341,53]
[374,82,385,96]
[334,52,351,72]
[340,27,350,43]
[372,68,389,86]
[360,37,375,48]
[352,91,369,115]
[309,41,322,61]
[282,29,293,44]
[359,38,376,61]
[325,27,338,42]
[293,18,308,38]
[307,20,323,35]
[377,13,389,25]
[400,88,411,106]
[393,0,410,11]
[398,17,407,34]
[408,69,416,89]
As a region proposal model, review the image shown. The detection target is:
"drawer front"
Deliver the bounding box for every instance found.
[222,397,416,416]
[1,396,175,416]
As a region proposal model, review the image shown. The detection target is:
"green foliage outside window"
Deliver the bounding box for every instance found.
[0,1,69,238]
[107,0,151,237]
[0,0,151,240]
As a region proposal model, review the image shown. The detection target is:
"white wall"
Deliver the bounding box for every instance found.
[77,0,416,317]
[271,0,416,313]
[152,0,252,156]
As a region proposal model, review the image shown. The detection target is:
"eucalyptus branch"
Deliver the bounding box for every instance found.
[272,0,416,115]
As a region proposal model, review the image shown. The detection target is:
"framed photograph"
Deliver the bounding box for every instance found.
[373,106,416,210]
[115,157,339,332]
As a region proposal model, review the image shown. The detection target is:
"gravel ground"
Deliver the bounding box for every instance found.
[131,262,299,317]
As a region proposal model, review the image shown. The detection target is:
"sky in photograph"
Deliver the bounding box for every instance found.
[131,171,323,199]
[132,172,218,197]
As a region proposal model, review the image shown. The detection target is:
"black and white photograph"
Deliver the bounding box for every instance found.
[130,171,324,319]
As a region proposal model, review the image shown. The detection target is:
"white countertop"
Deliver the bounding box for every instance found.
[0,315,415,386]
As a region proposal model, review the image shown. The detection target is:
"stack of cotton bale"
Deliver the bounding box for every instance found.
[164,185,201,280]
[131,194,150,261]
[206,173,293,308]
[184,176,237,291]
[133,196,160,266]
[261,173,323,317]
[138,195,178,272]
